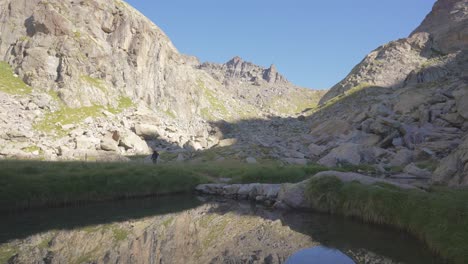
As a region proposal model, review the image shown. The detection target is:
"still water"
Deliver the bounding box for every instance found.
[0,195,444,264]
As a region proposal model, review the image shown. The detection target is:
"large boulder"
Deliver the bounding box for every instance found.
[119,131,151,155]
[454,89,468,120]
[134,124,160,140]
[318,143,388,167]
[100,137,120,152]
[433,136,468,186]
[75,136,100,150]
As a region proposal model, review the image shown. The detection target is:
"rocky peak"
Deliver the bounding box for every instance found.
[263,64,284,83]
[411,0,468,53]
[200,57,287,85]
[320,0,467,104]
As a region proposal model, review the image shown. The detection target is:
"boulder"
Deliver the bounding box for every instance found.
[433,136,468,186]
[403,163,432,178]
[318,143,387,167]
[134,124,160,139]
[119,131,151,154]
[307,143,327,157]
[277,182,310,209]
[218,138,238,147]
[195,184,227,195]
[246,157,257,164]
[75,136,100,150]
[100,137,120,152]
[283,158,308,165]
[454,89,468,119]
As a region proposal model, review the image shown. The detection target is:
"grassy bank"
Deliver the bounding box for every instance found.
[0,161,210,211]
[0,160,331,211]
[306,176,468,263]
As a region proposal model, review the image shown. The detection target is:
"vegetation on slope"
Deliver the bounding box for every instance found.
[306,176,468,264]
[33,96,134,135]
[0,61,32,95]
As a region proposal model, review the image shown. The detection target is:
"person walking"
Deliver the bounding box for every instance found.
[151,150,159,164]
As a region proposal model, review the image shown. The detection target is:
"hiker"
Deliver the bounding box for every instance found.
[151,150,159,164]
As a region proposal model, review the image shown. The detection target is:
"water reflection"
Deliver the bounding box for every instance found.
[0,196,444,264]
[0,195,202,243]
[285,246,355,264]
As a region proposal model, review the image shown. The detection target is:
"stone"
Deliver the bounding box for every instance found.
[218,138,238,147]
[75,136,100,150]
[403,163,432,178]
[454,89,468,119]
[134,124,160,139]
[283,158,308,165]
[100,137,120,152]
[277,182,310,209]
[119,131,151,155]
[176,153,185,162]
[61,124,75,130]
[319,143,391,168]
[246,157,257,164]
[307,143,327,157]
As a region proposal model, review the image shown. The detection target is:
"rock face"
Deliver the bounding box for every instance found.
[0,0,323,161]
[310,0,468,186]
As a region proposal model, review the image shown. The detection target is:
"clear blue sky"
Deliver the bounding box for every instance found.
[125,0,436,89]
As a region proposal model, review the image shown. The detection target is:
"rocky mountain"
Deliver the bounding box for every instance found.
[0,0,323,160]
[313,0,468,186]
[0,0,467,187]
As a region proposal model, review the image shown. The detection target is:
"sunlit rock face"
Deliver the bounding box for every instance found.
[314,0,468,186]
[0,0,324,162]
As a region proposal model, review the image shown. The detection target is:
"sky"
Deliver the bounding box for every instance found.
[125,1,436,89]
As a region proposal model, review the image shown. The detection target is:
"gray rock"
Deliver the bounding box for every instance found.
[403,163,432,178]
[134,124,160,139]
[75,136,100,150]
[119,131,151,155]
[246,157,257,164]
[100,137,120,152]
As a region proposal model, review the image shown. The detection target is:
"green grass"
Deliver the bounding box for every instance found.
[21,145,43,154]
[0,245,18,264]
[34,105,105,135]
[34,95,135,135]
[0,160,337,211]
[0,161,210,211]
[112,227,128,242]
[0,61,32,95]
[197,79,229,120]
[306,177,468,264]
[163,109,177,119]
[108,96,135,114]
[80,75,107,93]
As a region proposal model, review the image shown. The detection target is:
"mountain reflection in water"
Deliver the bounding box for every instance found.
[0,195,444,264]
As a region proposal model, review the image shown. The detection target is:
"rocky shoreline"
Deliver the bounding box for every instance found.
[195,171,418,210]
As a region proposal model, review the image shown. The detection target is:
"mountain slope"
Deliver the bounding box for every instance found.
[0,0,323,160]
[311,0,468,186]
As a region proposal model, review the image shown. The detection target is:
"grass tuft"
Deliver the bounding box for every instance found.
[0,61,32,95]
[306,176,468,264]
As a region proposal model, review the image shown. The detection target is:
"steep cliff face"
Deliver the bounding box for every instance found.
[0,0,322,160]
[411,0,468,53]
[311,0,468,186]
